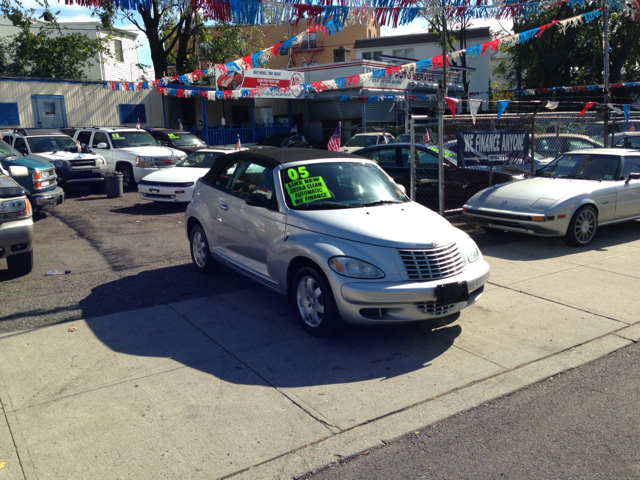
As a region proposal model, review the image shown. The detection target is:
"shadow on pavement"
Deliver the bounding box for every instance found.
[78,263,462,388]
[110,202,187,216]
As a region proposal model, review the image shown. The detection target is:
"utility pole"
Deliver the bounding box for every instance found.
[437,1,447,216]
[603,0,610,147]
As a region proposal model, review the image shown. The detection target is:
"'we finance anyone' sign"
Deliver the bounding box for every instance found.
[456,129,530,166]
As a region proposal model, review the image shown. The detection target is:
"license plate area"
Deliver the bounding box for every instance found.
[435,281,469,306]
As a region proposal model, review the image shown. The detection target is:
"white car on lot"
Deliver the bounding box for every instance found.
[62,127,186,188]
[463,148,640,246]
[185,148,489,336]
[138,147,244,203]
[340,132,394,153]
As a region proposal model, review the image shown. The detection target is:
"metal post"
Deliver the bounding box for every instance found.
[437,2,448,216]
[362,99,367,133]
[410,116,416,201]
[603,0,610,147]
[201,96,208,144]
[250,98,256,143]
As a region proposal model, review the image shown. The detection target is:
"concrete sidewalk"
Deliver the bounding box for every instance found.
[1,224,639,480]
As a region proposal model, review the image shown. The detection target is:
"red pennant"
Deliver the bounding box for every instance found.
[223,90,232,100]
[578,102,596,117]
[156,87,165,95]
[241,55,252,69]
[176,89,185,98]
[445,97,459,118]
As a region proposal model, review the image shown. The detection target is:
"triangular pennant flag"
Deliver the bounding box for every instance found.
[607,103,623,114]
[444,97,459,118]
[469,100,482,125]
[623,104,631,122]
[545,101,559,110]
[496,100,510,122]
[578,102,596,117]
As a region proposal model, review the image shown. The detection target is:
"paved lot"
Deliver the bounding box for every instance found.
[0,188,639,479]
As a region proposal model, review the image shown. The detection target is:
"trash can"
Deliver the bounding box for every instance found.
[105,173,124,198]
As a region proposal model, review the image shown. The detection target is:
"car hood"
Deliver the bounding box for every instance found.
[142,166,207,183]
[287,201,465,248]
[176,146,205,155]
[116,146,184,157]
[2,156,53,170]
[33,151,102,161]
[467,177,600,211]
[0,174,20,189]
[341,146,365,153]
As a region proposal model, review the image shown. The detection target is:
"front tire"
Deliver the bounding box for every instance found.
[190,224,217,273]
[117,164,135,190]
[7,250,33,275]
[564,206,598,246]
[293,266,342,336]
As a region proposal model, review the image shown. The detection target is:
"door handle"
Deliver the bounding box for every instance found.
[220,204,229,211]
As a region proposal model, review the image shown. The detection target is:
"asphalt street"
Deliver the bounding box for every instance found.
[308,341,640,480]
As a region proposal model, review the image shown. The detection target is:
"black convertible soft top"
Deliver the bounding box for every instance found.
[201,147,357,185]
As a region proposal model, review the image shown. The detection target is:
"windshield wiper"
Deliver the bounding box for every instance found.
[295,202,356,210]
[560,174,593,180]
[361,200,405,207]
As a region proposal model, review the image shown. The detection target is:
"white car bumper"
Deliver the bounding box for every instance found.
[138,183,195,203]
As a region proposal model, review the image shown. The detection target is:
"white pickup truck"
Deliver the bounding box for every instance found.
[62,127,187,188]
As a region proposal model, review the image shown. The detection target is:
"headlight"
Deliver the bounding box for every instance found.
[96,157,106,165]
[54,160,68,168]
[136,156,154,166]
[461,237,482,263]
[328,256,384,278]
[0,198,31,219]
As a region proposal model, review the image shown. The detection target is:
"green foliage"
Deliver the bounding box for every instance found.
[495,4,640,89]
[0,0,107,79]
[202,23,263,67]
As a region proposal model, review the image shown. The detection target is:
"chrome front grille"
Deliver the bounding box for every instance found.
[70,159,96,167]
[394,242,464,281]
[415,301,458,316]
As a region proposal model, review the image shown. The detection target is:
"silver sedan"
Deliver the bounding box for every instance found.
[463,148,640,246]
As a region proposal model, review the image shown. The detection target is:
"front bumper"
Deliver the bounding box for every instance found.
[139,184,195,203]
[0,217,34,259]
[332,259,491,325]
[463,207,568,237]
[57,165,108,185]
[31,186,65,211]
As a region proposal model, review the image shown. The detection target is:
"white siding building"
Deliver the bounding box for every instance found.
[0,17,149,82]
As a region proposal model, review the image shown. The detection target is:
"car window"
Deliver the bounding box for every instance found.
[345,136,378,147]
[615,138,626,147]
[179,152,223,168]
[92,132,110,148]
[621,156,640,180]
[14,138,26,151]
[538,153,621,181]
[109,131,157,148]
[0,139,20,159]
[28,135,77,153]
[358,148,397,167]
[214,160,276,202]
[258,135,286,147]
[167,132,205,147]
[626,137,640,149]
[2,135,12,145]
[76,131,92,146]
[567,139,598,150]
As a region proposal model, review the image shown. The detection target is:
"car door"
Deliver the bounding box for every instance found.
[615,155,640,218]
[206,157,285,286]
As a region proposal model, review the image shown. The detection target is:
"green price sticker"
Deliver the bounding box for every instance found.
[111,133,124,140]
[285,175,331,206]
[168,133,179,139]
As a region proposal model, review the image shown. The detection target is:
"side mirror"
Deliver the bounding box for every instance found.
[159,141,169,146]
[8,165,29,178]
[18,147,28,155]
[626,172,640,183]
[396,183,406,195]
[97,142,108,149]
[245,192,276,210]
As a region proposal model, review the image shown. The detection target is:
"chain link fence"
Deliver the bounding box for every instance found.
[408,111,640,216]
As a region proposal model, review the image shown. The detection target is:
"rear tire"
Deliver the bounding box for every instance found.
[293,266,342,337]
[7,250,33,275]
[564,206,598,246]
[117,164,135,190]
[189,224,217,274]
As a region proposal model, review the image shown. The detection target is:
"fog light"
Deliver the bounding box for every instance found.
[175,190,185,194]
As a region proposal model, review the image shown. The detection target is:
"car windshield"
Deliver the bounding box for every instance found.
[109,131,158,148]
[179,151,223,168]
[27,135,77,153]
[258,135,289,147]
[345,136,380,147]
[537,153,621,181]
[281,161,408,210]
[0,140,20,159]
[167,132,205,147]
[394,135,426,144]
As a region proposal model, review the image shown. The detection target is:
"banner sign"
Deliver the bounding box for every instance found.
[215,67,305,98]
[456,129,530,167]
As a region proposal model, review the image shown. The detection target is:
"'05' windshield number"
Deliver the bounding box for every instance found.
[287,166,309,181]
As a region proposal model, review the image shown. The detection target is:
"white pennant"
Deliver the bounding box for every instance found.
[469,99,482,124]
[545,101,559,110]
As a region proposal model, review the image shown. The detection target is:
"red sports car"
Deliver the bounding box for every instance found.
[217,70,243,90]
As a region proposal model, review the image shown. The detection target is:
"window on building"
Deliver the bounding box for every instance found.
[372,51,382,61]
[404,48,415,58]
[302,32,317,50]
[114,39,124,62]
[0,103,20,126]
[392,49,404,58]
[362,52,371,60]
[119,104,147,124]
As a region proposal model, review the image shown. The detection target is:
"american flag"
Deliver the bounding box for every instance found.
[290,125,297,134]
[327,122,341,151]
[178,119,183,131]
[136,118,140,129]
[235,134,241,151]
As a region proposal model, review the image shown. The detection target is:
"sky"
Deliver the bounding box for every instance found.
[12,0,513,74]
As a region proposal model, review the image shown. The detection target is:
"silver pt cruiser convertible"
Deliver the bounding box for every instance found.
[185,148,490,336]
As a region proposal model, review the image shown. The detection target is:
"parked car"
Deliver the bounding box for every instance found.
[611,132,640,150]
[463,148,640,246]
[0,165,34,275]
[257,133,314,148]
[138,147,244,203]
[185,148,490,336]
[62,127,187,189]
[355,143,522,211]
[533,134,603,159]
[0,140,64,211]
[2,128,108,190]
[393,134,429,144]
[340,132,394,153]
[144,128,208,155]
